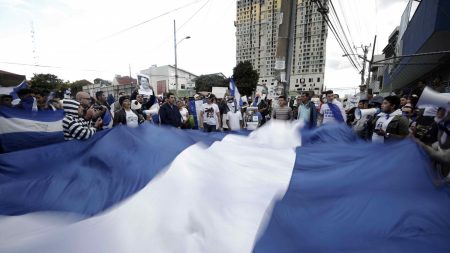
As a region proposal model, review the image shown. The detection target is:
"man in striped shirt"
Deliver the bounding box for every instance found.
[271,96,293,121]
[62,92,103,141]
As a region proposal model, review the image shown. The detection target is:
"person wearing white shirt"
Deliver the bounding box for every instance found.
[199,94,221,132]
[113,96,143,128]
[178,101,189,129]
[319,90,347,125]
[225,101,243,131]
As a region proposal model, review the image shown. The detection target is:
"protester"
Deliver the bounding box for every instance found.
[417,107,447,145]
[371,96,409,143]
[95,91,113,129]
[225,99,243,131]
[296,93,317,128]
[271,95,293,121]
[319,90,346,124]
[34,90,54,111]
[48,94,63,110]
[14,88,36,111]
[0,94,13,107]
[62,92,102,141]
[399,95,408,110]
[199,94,221,132]
[352,95,372,140]
[178,100,190,129]
[401,103,417,134]
[218,97,229,131]
[113,96,144,128]
[113,92,127,112]
[415,109,450,181]
[159,93,182,128]
[257,96,269,126]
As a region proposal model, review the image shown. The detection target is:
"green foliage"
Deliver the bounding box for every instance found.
[194,74,228,93]
[70,79,92,94]
[232,61,259,97]
[30,73,66,92]
[30,73,94,98]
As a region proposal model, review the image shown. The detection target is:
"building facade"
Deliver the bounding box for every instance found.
[381,0,450,94]
[140,65,197,96]
[235,0,328,96]
[82,76,136,99]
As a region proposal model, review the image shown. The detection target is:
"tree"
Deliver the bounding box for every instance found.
[232,61,259,97]
[70,79,92,95]
[194,74,228,93]
[30,73,66,92]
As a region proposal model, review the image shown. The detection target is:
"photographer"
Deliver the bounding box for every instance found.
[62,92,103,141]
[95,91,113,129]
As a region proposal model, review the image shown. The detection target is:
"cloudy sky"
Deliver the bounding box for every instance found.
[0,0,414,95]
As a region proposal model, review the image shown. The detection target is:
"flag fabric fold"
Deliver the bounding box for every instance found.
[0,107,64,152]
[229,79,242,109]
[0,122,449,253]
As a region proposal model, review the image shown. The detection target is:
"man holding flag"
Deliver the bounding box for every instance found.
[320,90,346,125]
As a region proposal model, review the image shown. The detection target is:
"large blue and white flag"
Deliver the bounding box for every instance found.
[0,107,64,152]
[0,123,449,253]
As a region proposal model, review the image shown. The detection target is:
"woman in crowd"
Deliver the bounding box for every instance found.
[178,100,190,129]
[113,96,144,127]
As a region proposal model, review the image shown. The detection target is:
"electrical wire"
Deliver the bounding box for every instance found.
[98,0,202,41]
[177,0,212,31]
[314,0,360,71]
[0,61,109,73]
[328,0,361,68]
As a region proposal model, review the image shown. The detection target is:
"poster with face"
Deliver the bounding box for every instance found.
[137,74,153,96]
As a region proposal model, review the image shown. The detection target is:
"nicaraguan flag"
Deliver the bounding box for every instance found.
[0,123,449,253]
[0,107,64,152]
[9,80,28,100]
[229,79,243,109]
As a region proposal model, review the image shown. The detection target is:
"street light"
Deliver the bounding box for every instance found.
[174,19,191,98]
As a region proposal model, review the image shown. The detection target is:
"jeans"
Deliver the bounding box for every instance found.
[203,123,216,132]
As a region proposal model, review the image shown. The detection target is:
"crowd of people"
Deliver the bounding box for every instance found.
[0,85,449,182]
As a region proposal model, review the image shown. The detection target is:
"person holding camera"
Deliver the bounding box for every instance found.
[113,96,144,128]
[95,91,113,129]
[62,92,103,141]
[371,96,409,144]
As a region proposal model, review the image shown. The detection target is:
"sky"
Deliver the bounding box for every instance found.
[0,0,415,95]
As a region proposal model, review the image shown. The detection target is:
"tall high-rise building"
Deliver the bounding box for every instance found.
[235,0,328,96]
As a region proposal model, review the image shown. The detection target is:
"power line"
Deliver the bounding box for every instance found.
[314,0,360,71]
[146,0,212,55]
[98,0,202,41]
[315,1,358,70]
[177,0,212,31]
[328,0,361,68]
[336,0,356,51]
[0,61,109,73]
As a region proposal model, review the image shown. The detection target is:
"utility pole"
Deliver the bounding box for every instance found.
[174,19,179,98]
[358,44,370,86]
[366,35,377,87]
[129,64,132,86]
[274,0,294,98]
